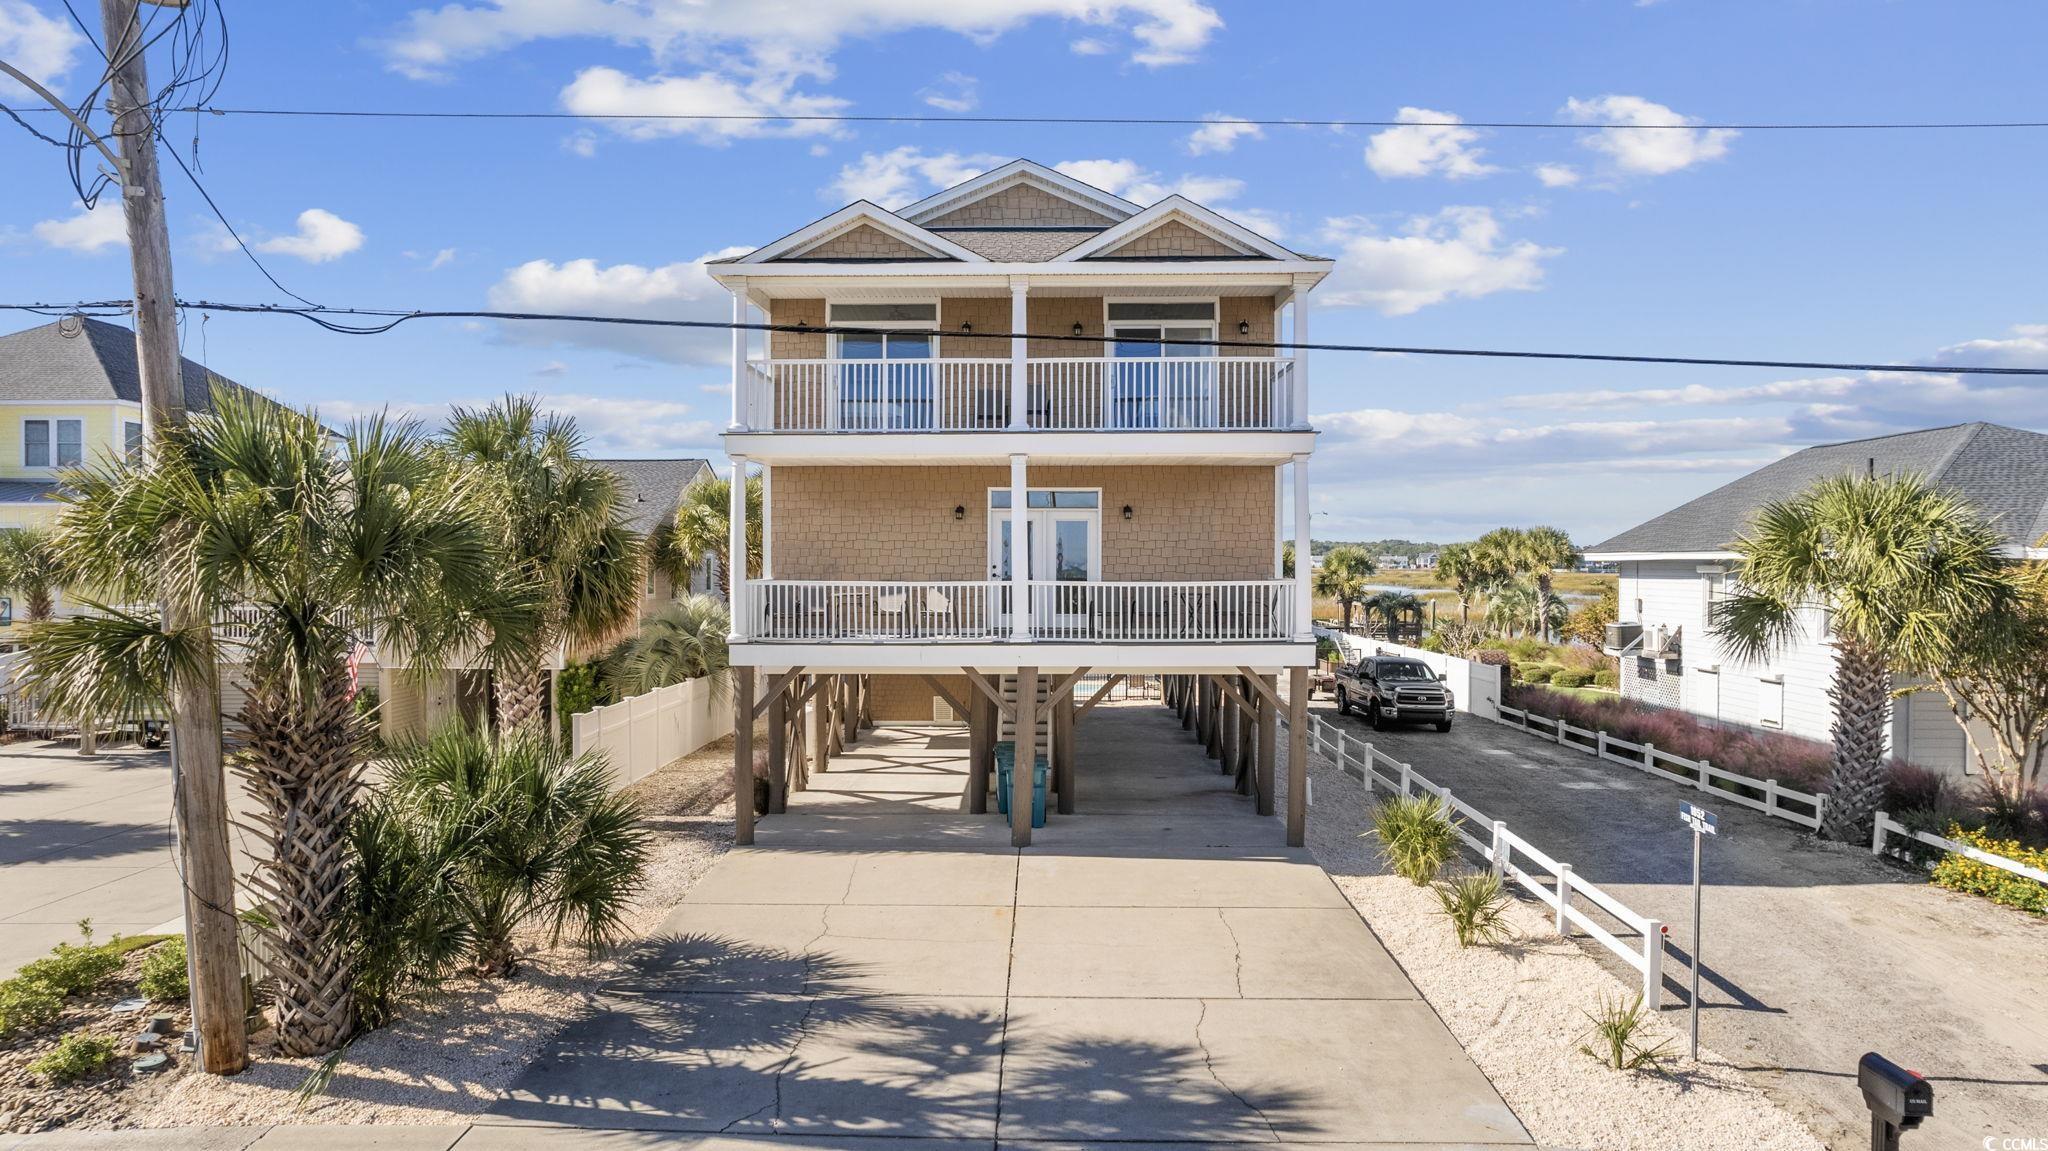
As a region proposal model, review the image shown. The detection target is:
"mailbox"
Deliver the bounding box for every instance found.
[1858,1052,1932,1150]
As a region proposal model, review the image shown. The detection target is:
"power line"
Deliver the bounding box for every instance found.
[10,104,2048,131]
[8,298,2044,377]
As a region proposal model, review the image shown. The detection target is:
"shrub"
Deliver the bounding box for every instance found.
[1551,670,1593,689]
[1367,793,1461,885]
[1579,993,1672,1071]
[1518,664,1556,685]
[378,725,650,978]
[138,941,189,1002]
[346,797,471,1028]
[1930,826,2048,914]
[16,924,123,997]
[0,978,64,1037]
[29,1033,116,1084]
[1884,762,1949,816]
[555,660,609,743]
[1434,872,1513,947]
[1591,668,1618,689]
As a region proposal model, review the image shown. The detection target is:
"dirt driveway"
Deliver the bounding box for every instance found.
[1310,699,2048,1151]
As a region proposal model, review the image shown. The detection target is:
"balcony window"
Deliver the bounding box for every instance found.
[830,302,936,430]
[1107,301,1216,429]
[22,418,81,468]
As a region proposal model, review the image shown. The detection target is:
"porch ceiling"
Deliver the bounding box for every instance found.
[723,429,1316,467]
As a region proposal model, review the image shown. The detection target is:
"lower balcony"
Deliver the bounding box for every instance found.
[745,579,1298,644]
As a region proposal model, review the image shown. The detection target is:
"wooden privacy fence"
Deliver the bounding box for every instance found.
[1871,810,2048,883]
[569,676,732,791]
[1306,713,1666,1005]
[1494,702,1827,832]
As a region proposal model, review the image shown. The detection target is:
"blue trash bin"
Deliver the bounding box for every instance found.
[995,754,1049,827]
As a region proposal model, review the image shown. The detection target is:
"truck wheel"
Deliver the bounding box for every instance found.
[1336,688,1350,716]
[1435,719,1453,733]
[1368,702,1387,732]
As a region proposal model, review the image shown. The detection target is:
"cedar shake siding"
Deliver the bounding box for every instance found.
[792,224,935,261]
[770,464,1275,583]
[1095,219,1243,260]
[922,183,1118,228]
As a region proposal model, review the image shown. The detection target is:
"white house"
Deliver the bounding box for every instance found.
[1585,422,2048,778]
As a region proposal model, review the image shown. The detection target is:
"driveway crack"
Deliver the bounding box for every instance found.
[1193,998,1279,1141]
[1216,908,1246,998]
[720,905,836,1133]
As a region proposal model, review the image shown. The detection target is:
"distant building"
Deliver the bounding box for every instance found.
[1376,554,1411,570]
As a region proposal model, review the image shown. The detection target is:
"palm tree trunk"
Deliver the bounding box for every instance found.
[496,661,549,733]
[1536,573,1555,642]
[716,547,732,600]
[1820,636,1892,843]
[233,662,368,1056]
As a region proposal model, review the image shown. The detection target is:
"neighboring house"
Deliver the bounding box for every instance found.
[590,456,719,614]
[0,315,264,639]
[711,158,1331,842]
[1586,422,2048,777]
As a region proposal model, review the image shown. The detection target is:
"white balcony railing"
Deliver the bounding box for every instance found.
[744,579,1297,643]
[738,357,1297,432]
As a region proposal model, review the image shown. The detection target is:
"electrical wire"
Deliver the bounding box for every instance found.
[6,299,2043,377]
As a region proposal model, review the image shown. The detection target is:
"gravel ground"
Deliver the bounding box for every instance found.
[1279,719,1826,1151]
[121,734,740,1130]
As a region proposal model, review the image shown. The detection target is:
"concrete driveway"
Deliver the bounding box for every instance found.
[1315,699,2048,1151]
[483,706,1532,1147]
[0,742,183,975]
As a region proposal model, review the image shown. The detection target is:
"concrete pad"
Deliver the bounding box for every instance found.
[1007,906,1419,1000]
[248,1126,464,1150]
[0,863,161,915]
[998,997,1528,1145]
[458,1129,987,1151]
[625,903,1013,997]
[753,812,1015,854]
[1016,854,1350,908]
[0,820,170,866]
[843,851,1016,905]
[6,1128,270,1150]
[1,863,185,927]
[679,849,859,906]
[486,992,1003,1139]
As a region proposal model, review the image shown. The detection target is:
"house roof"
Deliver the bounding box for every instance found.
[591,457,715,536]
[0,316,266,411]
[1588,422,2048,557]
[0,479,61,506]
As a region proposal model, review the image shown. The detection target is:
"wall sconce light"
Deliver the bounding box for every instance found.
[959,321,973,333]
[1238,319,1251,336]
[953,504,966,521]
[1071,321,1084,336]
[1121,504,1134,521]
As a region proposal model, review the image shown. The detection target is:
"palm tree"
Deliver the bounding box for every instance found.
[0,525,63,623]
[444,396,644,733]
[22,389,532,1055]
[1433,542,1502,625]
[1362,590,1423,640]
[666,471,763,600]
[1476,526,1579,640]
[1483,578,1538,638]
[1710,473,2009,842]
[1312,545,1377,629]
[604,594,731,698]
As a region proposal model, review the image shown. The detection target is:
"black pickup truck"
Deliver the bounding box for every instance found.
[1332,656,1456,732]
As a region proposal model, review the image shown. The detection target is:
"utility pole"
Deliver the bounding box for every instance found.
[98,0,248,1075]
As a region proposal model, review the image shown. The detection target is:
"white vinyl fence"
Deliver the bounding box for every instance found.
[1306,713,1666,1004]
[1313,629,1503,722]
[1493,703,1827,831]
[1871,810,2048,883]
[570,676,732,791]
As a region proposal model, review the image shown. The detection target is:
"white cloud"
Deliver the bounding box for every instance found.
[1563,94,1736,175]
[428,247,458,270]
[0,0,83,99]
[1316,207,1561,315]
[33,201,125,253]
[562,131,599,157]
[252,209,365,263]
[1069,36,1111,55]
[1052,158,1239,206]
[1932,323,2048,368]
[1363,108,1497,180]
[485,247,754,365]
[1185,114,1262,155]
[532,360,570,377]
[557,65,849,143]
[1533,163,1580,188]
[827,146,1004,209]
[918,71,978,113]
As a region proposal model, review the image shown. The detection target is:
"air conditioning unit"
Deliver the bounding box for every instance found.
[1640,624,1682,659]
[1603,621,1642,655]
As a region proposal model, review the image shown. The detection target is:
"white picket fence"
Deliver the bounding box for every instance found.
[1306,714,1666,1005]
[569,676,732,791]
[1871,810,2048,883]
[1493,703,1827,831]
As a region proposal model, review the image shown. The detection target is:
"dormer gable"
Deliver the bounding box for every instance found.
[900,160,1139,229]
[1058,198,1296,263]
[733,202,986,264]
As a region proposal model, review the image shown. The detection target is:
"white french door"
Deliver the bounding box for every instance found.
[987,490,1102,630]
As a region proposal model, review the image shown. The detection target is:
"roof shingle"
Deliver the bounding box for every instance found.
[0,316,265,411]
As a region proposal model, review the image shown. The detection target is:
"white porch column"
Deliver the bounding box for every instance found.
[1290,279,1310,429]
[729,455,750,639]
[1292,453,1312,639]
[728,282,748,430]
[1009,278,1029,430]
[1273,464,1286,578]
[760,463,773,578]
[1009,453,1030,640]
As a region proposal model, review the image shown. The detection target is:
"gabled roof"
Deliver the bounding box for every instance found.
[1057,196,1298,262]
[898,159,1139,227]
[0,316,265,410]
[591,457,715,536]
[723,202,987,265]
[1588,422,2048,557]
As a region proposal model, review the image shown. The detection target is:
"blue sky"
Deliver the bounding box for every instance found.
[3,0,2045,544]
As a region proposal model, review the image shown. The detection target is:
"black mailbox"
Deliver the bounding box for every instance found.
[1858,1053,1932,1150]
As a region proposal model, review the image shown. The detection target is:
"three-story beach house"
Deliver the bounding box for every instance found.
[712,160,1331,846]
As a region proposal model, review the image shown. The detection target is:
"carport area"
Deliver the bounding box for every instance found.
[486,701,1531,1145]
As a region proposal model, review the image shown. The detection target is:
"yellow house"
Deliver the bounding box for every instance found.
[0,314,262,632]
